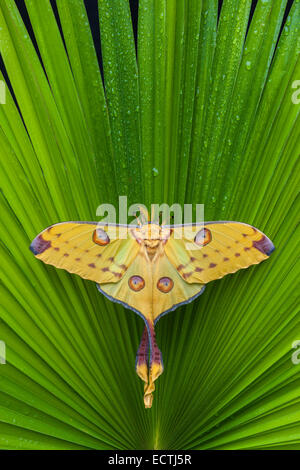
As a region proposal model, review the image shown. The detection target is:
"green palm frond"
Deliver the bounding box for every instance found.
[0,0,299,449]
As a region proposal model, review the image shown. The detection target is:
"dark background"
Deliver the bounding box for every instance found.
[0,0,295,99]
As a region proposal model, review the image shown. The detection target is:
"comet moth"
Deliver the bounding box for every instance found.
[30,208,274,408]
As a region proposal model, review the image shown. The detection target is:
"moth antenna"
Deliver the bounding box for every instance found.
[135,213,142,227]
[161,211,173,226]
[137,205,149,225]
[151,205,155,223]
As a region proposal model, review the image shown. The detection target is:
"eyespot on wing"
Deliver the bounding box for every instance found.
[194,228,212,246]
[157,277,174,293]
[129,275,145,292]
[93,227,110,246]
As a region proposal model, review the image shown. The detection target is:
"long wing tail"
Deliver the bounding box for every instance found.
[135,322,164,408]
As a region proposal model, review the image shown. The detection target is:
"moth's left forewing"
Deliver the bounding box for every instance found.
[30,222,140,283]
[164,222,275,284]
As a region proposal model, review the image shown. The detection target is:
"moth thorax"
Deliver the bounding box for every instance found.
[144,238,160,259]
[132,223,161,242]
[131,223,169,259]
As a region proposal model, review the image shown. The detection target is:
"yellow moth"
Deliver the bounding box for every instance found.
[30,212,274,408]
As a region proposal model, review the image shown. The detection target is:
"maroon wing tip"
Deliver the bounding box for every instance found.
[253,234,275,257]
[29,234,51,255]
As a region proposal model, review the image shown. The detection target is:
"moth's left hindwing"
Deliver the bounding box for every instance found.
[30,222,140,283]
[164,221,275,284]
[98,248,153,320]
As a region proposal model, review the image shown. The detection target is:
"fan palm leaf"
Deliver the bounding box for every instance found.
[0,0,299,449]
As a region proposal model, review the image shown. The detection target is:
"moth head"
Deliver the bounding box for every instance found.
[132,223,160,242]
[131,224,172,252]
